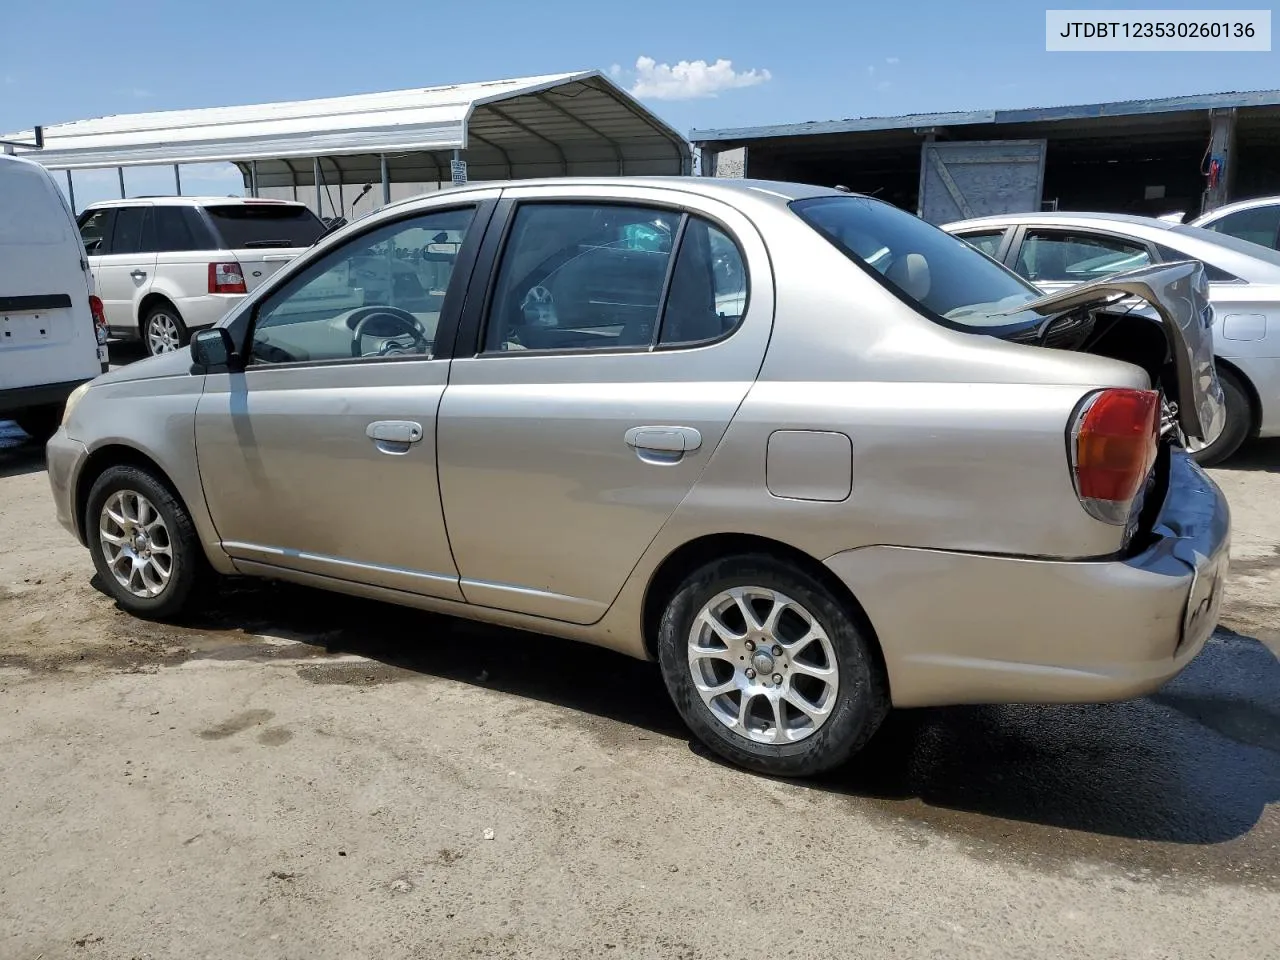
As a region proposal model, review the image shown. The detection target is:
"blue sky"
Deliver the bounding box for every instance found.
[3,0,1277,208]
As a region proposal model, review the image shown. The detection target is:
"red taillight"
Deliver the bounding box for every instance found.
[88,295,108,343]
[208,262,247,294]
[1070,388,1160,523]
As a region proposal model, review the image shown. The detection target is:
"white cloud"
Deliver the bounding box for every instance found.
[3,75,13,84]
[876,80,892,92]
[866,65,876,76]
[628,56,771,100]
[608,63,622,79]
[886,57,900,64]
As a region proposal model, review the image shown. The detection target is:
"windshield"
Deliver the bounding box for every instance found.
[790,195,1043,328]
[204,204,326,249]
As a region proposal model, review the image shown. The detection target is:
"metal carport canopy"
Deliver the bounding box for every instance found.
[2,70,691,185]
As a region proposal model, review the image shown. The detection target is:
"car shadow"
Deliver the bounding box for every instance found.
[0,423,47,479]
[172,578,1279,852]
[1222,437,1280,473]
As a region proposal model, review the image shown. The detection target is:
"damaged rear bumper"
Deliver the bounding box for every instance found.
[824,450,1231,708]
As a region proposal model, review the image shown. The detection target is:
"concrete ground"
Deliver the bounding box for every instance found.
[1,370,1277,958]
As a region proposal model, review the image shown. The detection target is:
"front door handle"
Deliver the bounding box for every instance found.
[625,425,702,463]
[130,270,147,280]
[366,420,423,454]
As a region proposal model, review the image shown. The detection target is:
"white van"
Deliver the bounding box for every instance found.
[0,153,109,441]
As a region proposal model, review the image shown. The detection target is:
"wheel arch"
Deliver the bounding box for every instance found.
[1215,357,1262,439]
[640,532,889,687]
[137,291,182,335]
[75,443,186,544]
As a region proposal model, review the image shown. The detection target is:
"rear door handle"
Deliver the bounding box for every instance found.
[625,425,702,462]
[130,270,147,280]
[366,420,423,454]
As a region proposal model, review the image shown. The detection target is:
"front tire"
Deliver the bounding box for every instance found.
[657,554,889,777]
[142,304,189,356]
[1191,367,1251,467]
[86,465,210,619]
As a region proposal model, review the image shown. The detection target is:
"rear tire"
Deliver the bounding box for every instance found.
[142,304,189,356]
[85,464,211,620]
[1191,368,1251,467]
[657,553,889,777]
[13,403,62,443]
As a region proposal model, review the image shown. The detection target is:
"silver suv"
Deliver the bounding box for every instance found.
[76,197,326,355]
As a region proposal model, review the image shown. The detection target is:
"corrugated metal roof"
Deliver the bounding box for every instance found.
[2,71,691,179]
[691,88,1280,143]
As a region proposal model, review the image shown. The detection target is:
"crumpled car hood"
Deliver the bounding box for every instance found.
[1009,260,1226,441]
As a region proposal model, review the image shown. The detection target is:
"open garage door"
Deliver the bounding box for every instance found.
[918,139,1046,224]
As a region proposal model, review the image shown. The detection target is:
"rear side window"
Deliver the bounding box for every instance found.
[1203,205,1280,251]
[482,202,748,353]
[957,230,1005,259]
[484,203,679,352]
[1014,231,1151,284]
[152,206,205,252]
[1154,243,1242,283]
[204,204,326,249]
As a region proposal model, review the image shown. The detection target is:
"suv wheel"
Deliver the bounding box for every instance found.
[143,305,188,356]
[86,464,211,619]
[657,554,889,777]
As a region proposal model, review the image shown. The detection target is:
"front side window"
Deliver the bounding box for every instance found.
[78,209,111,255]
[791,194,1041,328]
[250,206,475,365]
[1014,231,1151,284]
[1204,205,1280,251]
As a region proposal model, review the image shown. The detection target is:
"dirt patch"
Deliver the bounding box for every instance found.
[198,709,275,740]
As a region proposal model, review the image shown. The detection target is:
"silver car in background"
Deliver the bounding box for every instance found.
[46,178,1230,777]
[943,210,1280,464]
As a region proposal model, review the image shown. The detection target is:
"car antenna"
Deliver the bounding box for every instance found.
[833,184,852,192]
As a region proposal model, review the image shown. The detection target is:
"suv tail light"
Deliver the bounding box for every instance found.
[208,262,247,294]
[1069,388,1160,525]
[88,295,108,344]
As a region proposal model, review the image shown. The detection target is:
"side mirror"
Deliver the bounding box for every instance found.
[190,327,241,374]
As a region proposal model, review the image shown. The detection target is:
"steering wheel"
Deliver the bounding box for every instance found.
[349,307,429,358]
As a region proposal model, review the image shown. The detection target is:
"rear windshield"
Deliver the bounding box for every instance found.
[790,195,1043,329]
[203,204,326,249]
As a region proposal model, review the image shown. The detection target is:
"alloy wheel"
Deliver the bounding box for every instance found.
[687,586,839,745]
[98,490,173,598]
[146,313,180,354]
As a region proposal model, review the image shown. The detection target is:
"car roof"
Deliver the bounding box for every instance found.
[943,210,1280,283]
[1191,195,1280,224]
[375,175,844,212]
[83,196,310,209]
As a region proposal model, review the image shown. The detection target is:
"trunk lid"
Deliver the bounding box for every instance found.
[1000,260,1225,442]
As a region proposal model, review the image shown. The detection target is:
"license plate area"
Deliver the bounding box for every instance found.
[1,312,55,345]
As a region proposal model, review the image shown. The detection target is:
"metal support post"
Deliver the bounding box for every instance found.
[117,166,126,198]
[173,164,182,196]
[380,154,390,206]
